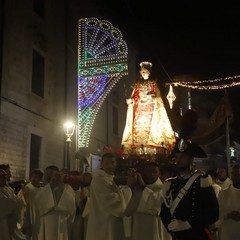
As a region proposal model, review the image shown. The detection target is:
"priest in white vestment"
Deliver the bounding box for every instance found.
[0,169,25,240]
[85,153,133,240]
[17,169,43,239]
[217,164,240,240]
[35,171,76,240]
[216,167,232,190]
[126,162,172,240]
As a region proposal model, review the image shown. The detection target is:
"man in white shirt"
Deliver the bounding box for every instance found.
[35,171,76,240]
[18,169,44,239]
[206,169,222,198]
[85,152,133,240]
[217,164,240,240]
[129,161,172,240]
[0,169,25,240]
[216,166,232,190]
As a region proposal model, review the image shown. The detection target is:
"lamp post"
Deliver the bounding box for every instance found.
[64,121,75,170]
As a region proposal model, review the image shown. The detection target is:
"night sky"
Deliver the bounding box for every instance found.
[92,1,240,142]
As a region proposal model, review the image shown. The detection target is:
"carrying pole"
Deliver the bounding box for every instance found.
[226,115,231,178]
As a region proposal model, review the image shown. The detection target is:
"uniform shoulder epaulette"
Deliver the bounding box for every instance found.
[200,173,213,188]
[161,176,177,193]
[194,169,205,175]
[165,176,178,182]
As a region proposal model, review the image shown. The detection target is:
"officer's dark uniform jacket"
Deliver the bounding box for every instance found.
[160,170,219,240]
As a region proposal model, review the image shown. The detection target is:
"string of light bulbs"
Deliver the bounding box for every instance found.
[166,73,240,108]
[166,74,240,90]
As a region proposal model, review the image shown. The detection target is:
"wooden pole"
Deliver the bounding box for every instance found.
[226,116,231,178]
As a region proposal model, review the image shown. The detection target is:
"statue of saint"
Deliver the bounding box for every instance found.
[122,61,175,155]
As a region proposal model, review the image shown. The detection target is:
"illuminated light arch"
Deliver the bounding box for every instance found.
[78,17,128,149]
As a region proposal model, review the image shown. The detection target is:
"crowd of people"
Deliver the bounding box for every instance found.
[1,143,240,240]
[1,57,239,240]
[0,163,92,240]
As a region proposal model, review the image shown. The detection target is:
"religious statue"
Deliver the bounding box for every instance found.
[121,61,175,155]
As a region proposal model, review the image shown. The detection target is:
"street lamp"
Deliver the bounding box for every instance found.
[64,121,75,170]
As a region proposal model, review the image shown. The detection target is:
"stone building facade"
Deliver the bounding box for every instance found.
[0,0,67,180]
[0,0,139,180]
